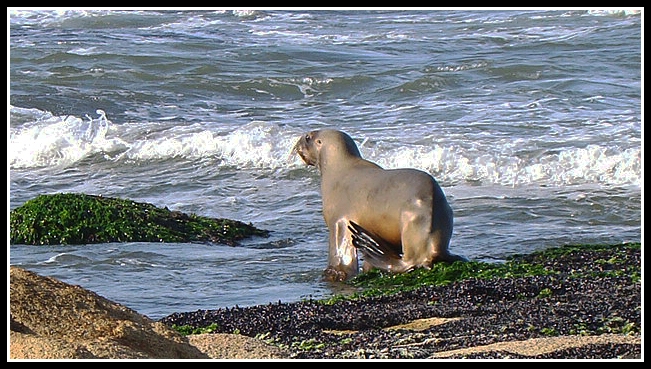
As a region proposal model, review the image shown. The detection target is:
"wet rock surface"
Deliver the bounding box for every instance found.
[161,245,641,359]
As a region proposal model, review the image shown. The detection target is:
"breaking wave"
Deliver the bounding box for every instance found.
[9,106,640,188]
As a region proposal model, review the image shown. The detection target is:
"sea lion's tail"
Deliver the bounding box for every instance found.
[348,221,402,267]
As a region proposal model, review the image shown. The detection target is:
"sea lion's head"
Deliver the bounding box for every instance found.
[293,130,322,167]
[293,130,362,170]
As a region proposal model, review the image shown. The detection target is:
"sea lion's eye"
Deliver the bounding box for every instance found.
[305,134,311,142]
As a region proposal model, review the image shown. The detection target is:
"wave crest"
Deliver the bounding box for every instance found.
[9,107,128,169]
[10,106,640,188]
[368,143,640,187]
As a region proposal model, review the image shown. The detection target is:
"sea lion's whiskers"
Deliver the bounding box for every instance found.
[287,138,301,162]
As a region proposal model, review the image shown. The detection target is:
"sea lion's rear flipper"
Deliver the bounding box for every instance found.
[348,221,402,266]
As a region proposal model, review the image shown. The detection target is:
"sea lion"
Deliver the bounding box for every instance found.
[293,129,466,281]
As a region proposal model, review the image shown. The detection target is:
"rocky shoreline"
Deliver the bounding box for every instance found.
[10,243,641,360]
[161,243,641,359]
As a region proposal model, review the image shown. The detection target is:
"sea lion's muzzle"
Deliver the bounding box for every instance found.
[292,133,318,167]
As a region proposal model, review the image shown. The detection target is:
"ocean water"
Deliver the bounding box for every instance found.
[8,9,642,319]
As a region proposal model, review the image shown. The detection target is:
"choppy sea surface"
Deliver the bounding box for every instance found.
[8,9,642,319]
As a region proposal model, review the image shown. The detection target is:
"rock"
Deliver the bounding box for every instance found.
[9,266,208,359]
[9,266,289,359]
[9,193,269,246]
[186,333,289,359]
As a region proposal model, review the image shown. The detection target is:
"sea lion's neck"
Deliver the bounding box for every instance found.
[318,143,362,173]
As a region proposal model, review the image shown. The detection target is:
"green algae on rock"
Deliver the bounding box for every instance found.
[10,193,269,246]
[341,242,641,300]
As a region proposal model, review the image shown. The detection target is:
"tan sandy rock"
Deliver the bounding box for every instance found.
[9,266,287,360]
[430,334,641,358]
[187,333,289,359]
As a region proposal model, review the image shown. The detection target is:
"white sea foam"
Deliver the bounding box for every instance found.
[9,106,640,188]
[9,107,128,169]
[43,253,70,264]
[39,252,91,265]
[67,46,100,56]
[367,143,640,187]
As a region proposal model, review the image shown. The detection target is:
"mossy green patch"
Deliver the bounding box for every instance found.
[10,193,269,246]
[350,259,554,290]
[292,338,326,351]
[329,242,641,302]
[172,323,219,335]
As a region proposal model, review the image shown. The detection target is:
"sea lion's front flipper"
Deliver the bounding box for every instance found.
[348,221,402,267]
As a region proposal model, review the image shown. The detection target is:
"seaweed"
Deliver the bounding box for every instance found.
[9,193,269,246]
[343,242,641,298]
